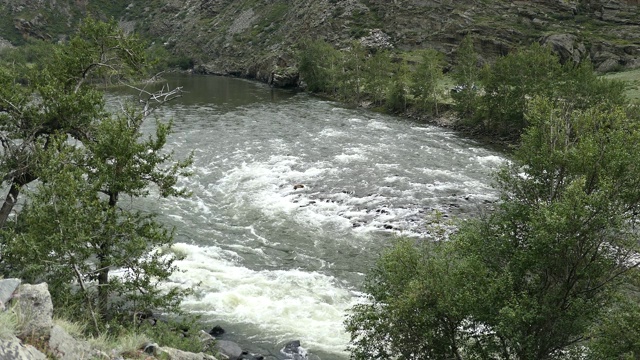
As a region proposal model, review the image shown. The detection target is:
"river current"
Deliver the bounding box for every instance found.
[113,75,504,359]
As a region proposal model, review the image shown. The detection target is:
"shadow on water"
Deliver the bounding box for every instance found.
[110,73,297,110]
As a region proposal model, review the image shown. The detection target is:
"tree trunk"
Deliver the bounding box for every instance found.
[0,172,36,228]
[97,191,119,321]
[97,253,110,321]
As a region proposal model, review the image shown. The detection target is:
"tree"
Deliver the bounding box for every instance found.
[362,49,393,106]
[0,17,150,228]
[451,35,480,121]
[478,43,562,136]
[338,41,367,104]
[410,49,444,116]
[386,59,409,113]
[475,43,627,139]
[0,18,191,328]
[297,39,341,94]
[347,97,640,359]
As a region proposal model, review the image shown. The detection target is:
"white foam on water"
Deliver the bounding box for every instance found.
[474,155,507,166]
[335,153,366,163]
[167,243,358,357]
[319,128,346,137]
[366,120,390,130]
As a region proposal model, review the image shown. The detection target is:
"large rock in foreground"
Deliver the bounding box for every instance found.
[0,337,47,360]
[11,283,53,338]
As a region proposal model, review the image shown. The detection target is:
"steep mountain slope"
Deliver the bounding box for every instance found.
[1,0,639,84]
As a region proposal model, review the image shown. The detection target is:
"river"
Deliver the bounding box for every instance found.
[113,74,504,359]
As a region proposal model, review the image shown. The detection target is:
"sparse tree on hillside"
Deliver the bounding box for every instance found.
[338,41,367,104]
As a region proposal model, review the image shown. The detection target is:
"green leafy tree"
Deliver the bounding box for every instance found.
[410,49,444,115]
[0,18,191,329]
[0,17,149,228]
[451,35,480,121]
[338,41,367,104]
[362,49,393,106]
[476,43,627,139]
[478,43,562,136]
[347,97,640,359]
[297,39,341,94]
[386,59,409,113]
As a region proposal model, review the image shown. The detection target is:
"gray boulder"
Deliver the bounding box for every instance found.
[0,336,47,360]
[214,340,244,360]
[359,29,394,50]
[0,278,21,311]
[10,283,53,338]
[160,346,218,360]
[48,325,94,360]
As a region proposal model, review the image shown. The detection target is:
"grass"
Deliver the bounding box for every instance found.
[54,317,86,338]
[88,330,150,356]
[0,308,18,339]
[603,68,640,101]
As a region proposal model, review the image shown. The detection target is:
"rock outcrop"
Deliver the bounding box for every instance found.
[0,0,638,83]
[0,278,222,360]
[13,283,54,338]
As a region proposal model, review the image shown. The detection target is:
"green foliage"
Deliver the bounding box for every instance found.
[146,44,195,72]
[298,39,445,111]
[346,238,493,359]
[478,43,562,136]
[347,97,640,359]
[0,39,56,69]
[139,318,211,354]
[410,49,444,115]
[362,50,392,105]
[0,18,191,332]
[451,35,480,120]
[588,294,640,359]
[297,39,342,93]
[338,41,367,104]
[473,43,627,139]
[385,60,409,113]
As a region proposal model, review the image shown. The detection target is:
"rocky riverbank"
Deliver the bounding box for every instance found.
[0,278,313,360]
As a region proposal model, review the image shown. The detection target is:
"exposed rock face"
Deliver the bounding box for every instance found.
[360,29,393,51]
[0,0,639,82]
[540,33,587,64]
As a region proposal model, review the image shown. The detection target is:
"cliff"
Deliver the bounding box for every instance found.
[0,0,639,83]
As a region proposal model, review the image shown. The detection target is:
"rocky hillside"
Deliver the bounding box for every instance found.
[0,0,639,84]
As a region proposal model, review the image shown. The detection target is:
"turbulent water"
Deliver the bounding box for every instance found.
[112,75,505,359]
